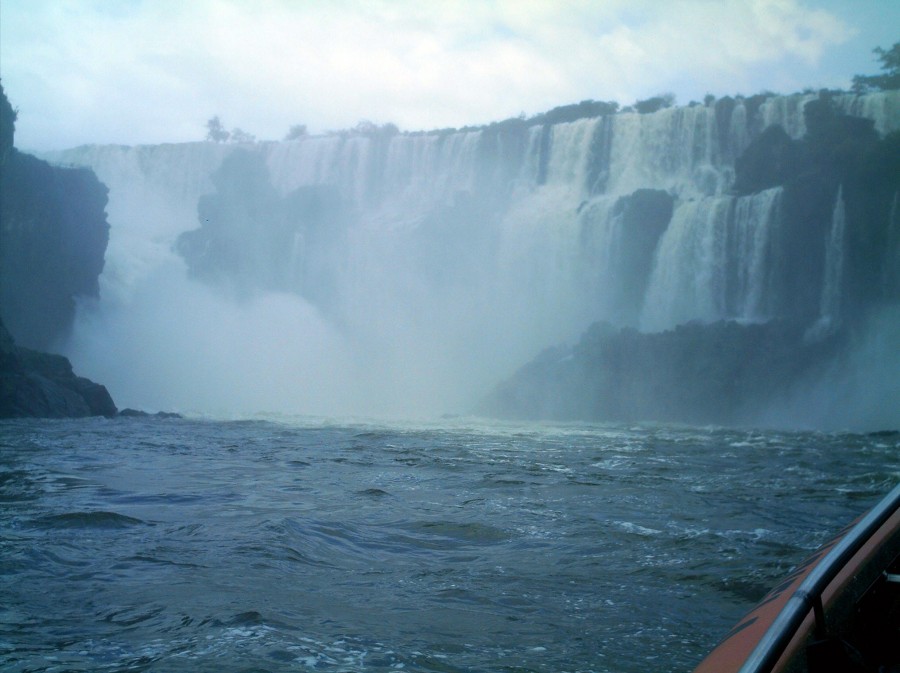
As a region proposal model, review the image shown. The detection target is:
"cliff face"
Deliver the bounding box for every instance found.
[0,81,109,352]
[480,320,841,425]
[482,92,900,427]
[732,94,900,322]
[176,148,349,310]
[41,88,900,424]
[0,315,116,418]
[0,82,116,418]
[0,150,110,351]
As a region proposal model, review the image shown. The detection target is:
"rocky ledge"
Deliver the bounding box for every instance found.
[0,317,117,418]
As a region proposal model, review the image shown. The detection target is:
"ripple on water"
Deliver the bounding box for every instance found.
[1,418,898,673]
[25,511,147,529]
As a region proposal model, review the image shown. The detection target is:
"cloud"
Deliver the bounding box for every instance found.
[0,0,865,150]
[605,0,856,97]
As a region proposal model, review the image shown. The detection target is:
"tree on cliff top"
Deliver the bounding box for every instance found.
[852,42,900,93]
[634,93,675,114]
[205,115,230,142]
[285,124,308,141]
[229,128,256,143]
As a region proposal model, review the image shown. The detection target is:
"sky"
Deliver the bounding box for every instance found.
[1,0,898,151]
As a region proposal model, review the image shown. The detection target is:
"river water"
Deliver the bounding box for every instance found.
[1,416,897,672]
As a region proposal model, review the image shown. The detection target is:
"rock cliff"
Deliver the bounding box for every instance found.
[0,316,116,418]
[482,92,900,426]
[0,83,109,352]
[0,82,116,417]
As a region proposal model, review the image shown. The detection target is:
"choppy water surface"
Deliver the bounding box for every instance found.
[1,417,897,672]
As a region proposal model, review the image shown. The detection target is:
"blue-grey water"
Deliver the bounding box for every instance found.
[1,417,897,672]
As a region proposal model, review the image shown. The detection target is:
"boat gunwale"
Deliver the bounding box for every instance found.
[737,482,900,673]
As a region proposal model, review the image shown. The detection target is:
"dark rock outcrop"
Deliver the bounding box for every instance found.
[118,408,182,419]
[0,152,110,352]
[483,91,900,426]
[176,148,348,311]
[1,316,116,418]
[480,320,840,425]
[610,189,673,322]
[733,93,900,323]
[0,82,116,418]
[0,81,110,352]
[733,125,799,196]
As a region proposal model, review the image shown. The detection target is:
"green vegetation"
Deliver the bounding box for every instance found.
[205,115,230,142]
[852,42,900,93]
[229,128,256,143]
[205,116,256,143]
[527,99,619,125]
[633,93,675,114]
[284,124,308,141]
[195,42,899,145]
[205,42,897,144]
[349,120,399,136]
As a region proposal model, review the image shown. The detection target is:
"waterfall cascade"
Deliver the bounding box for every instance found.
[820,185,847,325]
[43,90,900,416]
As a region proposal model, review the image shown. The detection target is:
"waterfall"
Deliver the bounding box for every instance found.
[605,105,730,198]
[640,197,731,330]
[836,89,900,136]
[756,93,817,139]
[730,187,782,321]
[640,187,782,332]
[40,91,897,416]
[42,142,233,303]
[822,185,846,322]
[817,186,847,331]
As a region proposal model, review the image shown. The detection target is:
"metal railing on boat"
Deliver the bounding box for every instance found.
[738,482,900,673]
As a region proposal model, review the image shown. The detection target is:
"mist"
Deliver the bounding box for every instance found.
[760,305,900,430]
[53,137,589,418]
[47,91,900,426]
